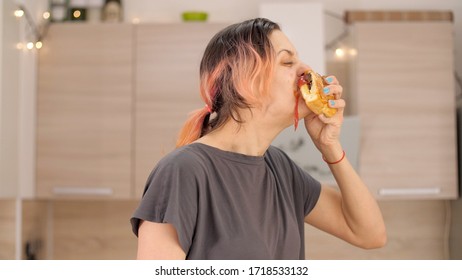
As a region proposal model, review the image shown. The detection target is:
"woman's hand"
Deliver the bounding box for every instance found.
[303,75,345,158]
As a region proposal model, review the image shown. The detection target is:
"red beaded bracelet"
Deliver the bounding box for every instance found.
[322,150,346,165]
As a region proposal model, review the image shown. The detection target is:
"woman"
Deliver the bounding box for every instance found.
[131,18,386,260]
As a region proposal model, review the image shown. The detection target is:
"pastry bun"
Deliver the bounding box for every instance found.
[298,70,337,117]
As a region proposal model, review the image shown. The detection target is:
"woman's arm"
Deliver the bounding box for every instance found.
[302,75,386,249]
[304,150,387,249]
[136,220,186,259]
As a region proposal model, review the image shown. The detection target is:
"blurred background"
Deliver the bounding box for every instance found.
[1,0,462,260]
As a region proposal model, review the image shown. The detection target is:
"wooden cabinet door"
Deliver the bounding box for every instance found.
[352,22,458,199]
[37,23,133,199]
[134,23,227,198]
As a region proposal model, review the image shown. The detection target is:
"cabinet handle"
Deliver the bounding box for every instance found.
[378,187,441,197]
[52,187,113,196]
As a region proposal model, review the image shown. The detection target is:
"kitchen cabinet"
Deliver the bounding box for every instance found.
[134,23,227,198]
[37,22,227,199]
[0,200,16,259]
[37,23,133,199]
[349,19,458,199]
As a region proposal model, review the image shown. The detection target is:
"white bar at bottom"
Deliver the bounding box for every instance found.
[52,187,113,196]
[378,187,441,196]
[0,260,461,280]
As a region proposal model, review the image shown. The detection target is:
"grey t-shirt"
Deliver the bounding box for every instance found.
[130,143,321,260]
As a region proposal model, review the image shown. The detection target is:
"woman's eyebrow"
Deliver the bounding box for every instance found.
[277,49,295,56]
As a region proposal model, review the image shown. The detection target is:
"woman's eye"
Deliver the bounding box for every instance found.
[283,61,294,66]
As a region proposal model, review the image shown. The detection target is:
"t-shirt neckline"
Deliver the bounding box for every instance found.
[190,142,266,165]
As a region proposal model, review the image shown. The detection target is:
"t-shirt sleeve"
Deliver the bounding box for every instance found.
[285,157,321,216]
[130,154,199,255]
[298,167,322,216]
[269,146,321,217]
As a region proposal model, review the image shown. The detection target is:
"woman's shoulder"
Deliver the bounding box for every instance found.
[265,145,305,177]
[265,145,292,163]
[144,144,210,187]
[157,143,209,169]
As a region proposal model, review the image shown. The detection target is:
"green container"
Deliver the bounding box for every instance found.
[182,11,208,22]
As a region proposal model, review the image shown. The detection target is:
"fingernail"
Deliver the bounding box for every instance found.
[329,100,335,106]
[323,87,330,94]
[326,77,333,83]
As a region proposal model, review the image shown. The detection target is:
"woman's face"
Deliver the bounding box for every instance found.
[265,30,311,126]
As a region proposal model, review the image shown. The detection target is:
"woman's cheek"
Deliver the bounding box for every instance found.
[297,97,311,119]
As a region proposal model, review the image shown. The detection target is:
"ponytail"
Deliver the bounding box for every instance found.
[176,106,210,147]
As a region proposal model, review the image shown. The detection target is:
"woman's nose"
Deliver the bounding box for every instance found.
[297,63,311,76]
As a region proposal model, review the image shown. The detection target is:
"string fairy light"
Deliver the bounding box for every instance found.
[16,4,50,50]
[14,9,25,17]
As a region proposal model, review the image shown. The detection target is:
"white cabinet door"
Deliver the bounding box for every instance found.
[37,23,133,199]
[352,22,458,199]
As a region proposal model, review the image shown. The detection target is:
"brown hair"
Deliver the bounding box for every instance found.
[176,18,280,147]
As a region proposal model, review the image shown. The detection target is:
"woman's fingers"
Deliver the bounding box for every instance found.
[320,75,345,124]
[328,98,345,109]
[318,112,343,124]
[323,85,343,99]
[324,75,339,85]
[317,99,345,124]
[323,75,343,99]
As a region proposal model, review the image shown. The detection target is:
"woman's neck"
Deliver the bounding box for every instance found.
[195,115,283,156]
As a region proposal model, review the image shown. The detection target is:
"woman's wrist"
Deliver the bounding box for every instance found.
[320,142,344,164]
[323,150,345,164]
